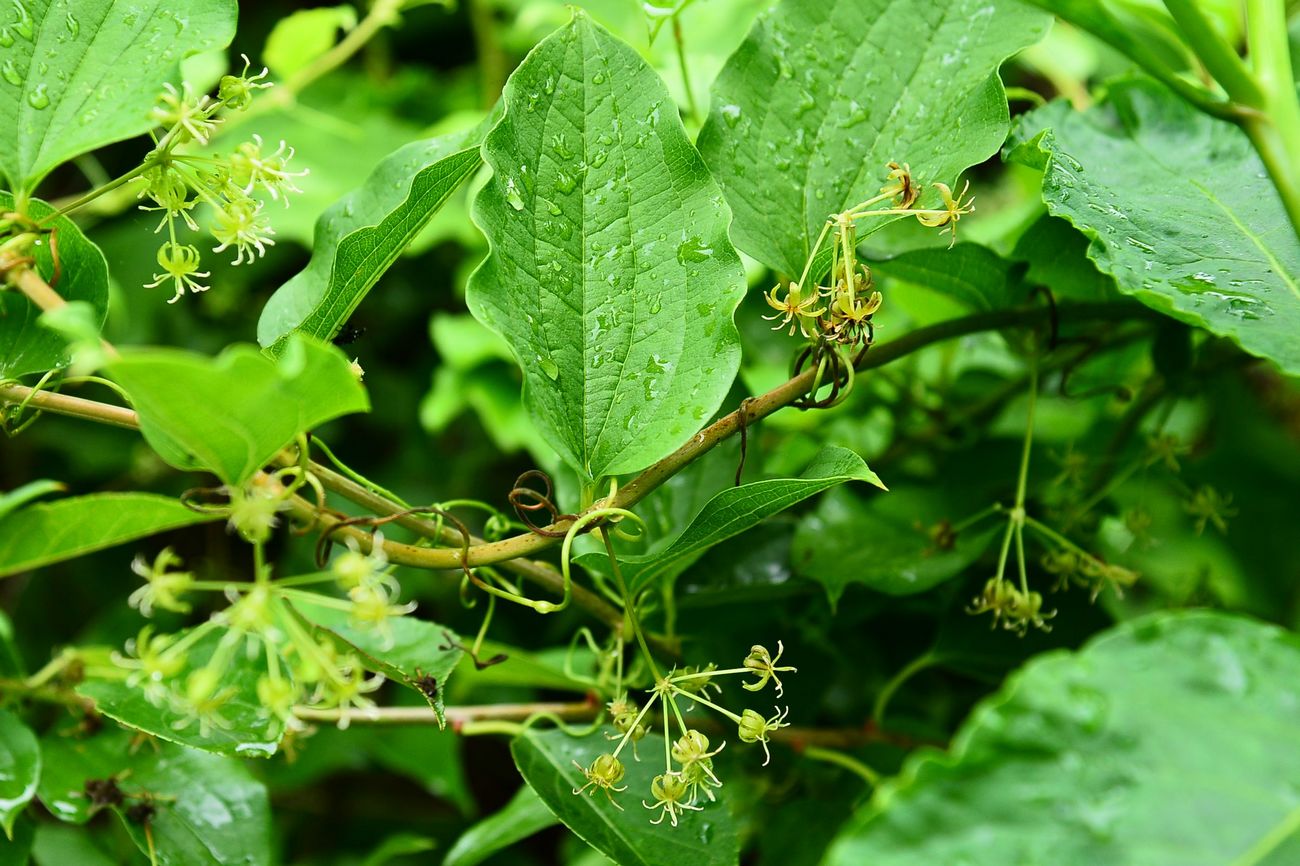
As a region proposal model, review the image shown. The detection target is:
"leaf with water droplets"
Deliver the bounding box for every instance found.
[826,610,1300,865]
[0,0,236,193]
[1008,77,1300,375]
[0,192,108,378]
[512,728,741,866]
[697,0,1050,276]
[36,725,272,865]
[468,11,746,480]
[257,123,488,354]
[0,710,39,837]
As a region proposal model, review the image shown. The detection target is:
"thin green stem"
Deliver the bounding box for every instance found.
[872,651,938,725]
[604,530,660,681]
[611,692,659,760]
[1014,363,1038,512]
[44,161,152,221]
[672,16,700,124]
[802,745,880,786]
[1162,0,1263,106]
[670,686,742,725]
[1244,0,1300,240]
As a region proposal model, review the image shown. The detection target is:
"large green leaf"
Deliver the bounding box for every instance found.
[444,785,559,866]
[77,629,285,758]
[257,127,485,354]
[108,335,369,485]
[1008,78,1300,375]
[0,493,221,579]
[792,486,999,606]
[588,446,883,595]
[825,611,1300,865]
[0,711,39,838]
[0,193,107,378]
[696,0,1050,276]
[0,818,32,865]
[875,243,1027,311]
[512,728,740,866]
[37,727,272,865]
[467,12,747,480]
[0,0,237,192]
[295,601,462,728]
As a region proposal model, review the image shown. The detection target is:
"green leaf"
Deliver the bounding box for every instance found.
[0,817,32,866]
[597,446,883,595]
[0,193,108,379]
[1010,214,1121,303]
[0,711,39,838]
[262,5,357,78]
[696,0,1050,276]
[108,335,369,485]
[257,127,486,353]
[1007,78,1300,375]
[0,0,237,192]
[37,727,272,865]
[77,629,285,758]
[0,493,221,579]
[467,11,747,480]
[360,833,436,866]
[875,243,1027,311]
[30,824,118,866]
[0,480,63,522]
[295,601,463,728]
[512,728,741,866]
[792,487,999,606]
[444,785,559,866]
[826,611,1300,865]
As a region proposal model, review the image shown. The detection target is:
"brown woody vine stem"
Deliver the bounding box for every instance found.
[1,300,1148,577]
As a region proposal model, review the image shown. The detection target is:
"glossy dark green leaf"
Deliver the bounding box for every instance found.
[295,601,462,728]
[876,243,1026,311]
[1010,215,1121,303]
[0,0,236,192]
[0,194,108,379]
[826,611,1300,865]
[612,446,884,595]
[0,493,221,579]
[77,629,285,758]
[257,127,485,354]
[0,816,32,865]
[444,785,559,866]
[359,833,436,866]
[30,823,119,866]
[512,728,740,866]
[0,711,39,837]
[109,335,369,485]
[1008,78,1300,375]
[468,11,746,479]
[36,727,272,866]
[792,487,999,606]
[697,0,1050,275]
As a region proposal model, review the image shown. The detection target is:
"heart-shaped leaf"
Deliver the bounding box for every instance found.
[0,0,237,192]
[109,335,369,485]
[826,611,1300,865]
[1008,77,1300,375]
[0,193,108,378]
[468,11,747,480]
[697,0,1050,275]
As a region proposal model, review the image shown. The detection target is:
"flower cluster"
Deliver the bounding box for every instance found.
[766,162,974,349]
[572,641,795,827]
[112,475,419,738]
[967,577,1054,636]
[136,56,304,303]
